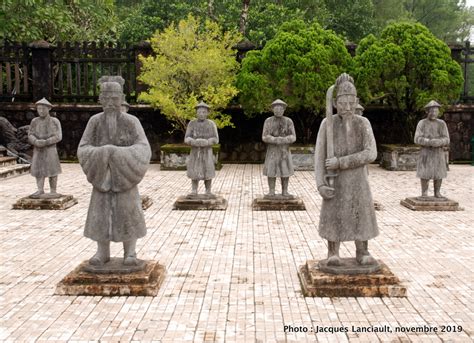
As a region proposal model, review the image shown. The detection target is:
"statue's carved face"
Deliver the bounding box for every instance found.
[427,107,439,120]
[197,107,209,121]
[272,105,285,117]
[36,104,50,118]
[100,92,122,111]
[336,95,357,116]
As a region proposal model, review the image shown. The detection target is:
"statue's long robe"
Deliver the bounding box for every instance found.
[414,118,450,180]
[262,116,296,177]
[78,112,151,242]
[184,119,219,180]
[315,114,379,242]
[28,116,62,177]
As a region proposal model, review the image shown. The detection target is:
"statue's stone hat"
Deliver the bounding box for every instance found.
[335,73,357,97]
[195,101,210,109]
[270,99,288,108]
[35,97,53,108]
[99,76,125,93]
[424,100,441,109]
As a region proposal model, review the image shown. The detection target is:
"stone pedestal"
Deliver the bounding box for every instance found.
[173,194,227,210]
[298,259,407,297]
[252,195,305,211]
[12,194,78,210]
[141,195,153,210]
[400,196,461,211]
[56,258,166,296]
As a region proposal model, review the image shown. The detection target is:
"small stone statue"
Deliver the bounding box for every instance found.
[262,99,296,197]
[184,101,219,197]
[355,103,364,116]
[315,73,379,270]
[77,76,151,267]
[28,98,62,199]
[414,100,450,198]
[121,101,130,114]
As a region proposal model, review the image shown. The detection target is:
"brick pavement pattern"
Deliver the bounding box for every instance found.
[1,164,472,342]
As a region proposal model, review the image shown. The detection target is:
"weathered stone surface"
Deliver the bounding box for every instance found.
[160,144,221,171]
[290,145,314,171]
[12,194,77,210]
[141,195,153,210]
[55,259,166,296]
[83,257,146,274]
[318,257,381,275]
[379,144,421,171]
[298,260,407,297]
[374,200,383,211]
[252,195,305,211]
[400,197,461,211]
[173,195,228,210]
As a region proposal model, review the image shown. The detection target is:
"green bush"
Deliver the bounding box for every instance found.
[354,22,463,142]
[236,20,352,142]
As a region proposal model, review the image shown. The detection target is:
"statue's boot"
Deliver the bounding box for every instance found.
[123,239,138,266]
[434,179,443,198]
[190,180,199,195]
[89,241,110,265]
[281,177,292,197]
[49,176,58,195]
[265,177,276,197]
[355,240,377,265]
[204,179,214,196]
[327,241,341,266]
[421,179,429,197]
[30,177,45,198]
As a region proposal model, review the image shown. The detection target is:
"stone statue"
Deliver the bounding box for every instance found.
[77,76,151,267]
[414,100,450,198]
[184,101,219,196]
[28,98,62,198]
[315,73,379,269]
[121,101,130,114]
[355,103,364,116]
[262,99,296,197]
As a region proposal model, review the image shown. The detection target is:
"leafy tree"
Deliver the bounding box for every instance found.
[0,0,118,43]
[138,15,241,134]
[324,0,377,42]
[353,22,463,143]
[236,19,352,142]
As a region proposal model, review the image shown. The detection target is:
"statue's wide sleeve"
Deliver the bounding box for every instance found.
[108,117,151,192]
[414,120,429,146]
[208,121,219,145]
[184,121,195,145]
[262,118,273,143]
[285,118,296,144]
[45,118,62,145]
[77,116,112,192]
[439,120,450,146]
[315,118,327,189]
[28,119,38,145]
[338,118,377,170]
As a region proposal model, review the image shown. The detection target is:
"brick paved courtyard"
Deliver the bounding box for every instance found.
[1,163,472,342]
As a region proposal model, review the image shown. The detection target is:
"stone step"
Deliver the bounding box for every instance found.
[0,164,30,180]
[0,156,17,167]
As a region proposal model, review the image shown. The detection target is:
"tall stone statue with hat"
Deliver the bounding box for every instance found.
[77,76,151,268]
[184,101,219,196]
[414,100,450,198]
[28,97,62,198]
[262,99,296,197]
[315,73,379,271]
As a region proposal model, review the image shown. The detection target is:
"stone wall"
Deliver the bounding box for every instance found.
[443,105,473,161]
[1,102,472,162]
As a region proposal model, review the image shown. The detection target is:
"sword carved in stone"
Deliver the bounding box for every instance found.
[324,84,338,188]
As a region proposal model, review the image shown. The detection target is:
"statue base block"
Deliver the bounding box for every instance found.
[400,197,461,211]
[141,195,153,210]
[173,195,228,210]
[12,194,78,210]
[252,195,305,210]
[55,258,166,296]
[298,259,407,297]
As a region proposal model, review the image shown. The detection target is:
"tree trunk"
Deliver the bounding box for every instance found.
[239,0,251,35]
[207,0,217,21]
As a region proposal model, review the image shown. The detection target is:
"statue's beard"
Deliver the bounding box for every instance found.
[105,112,118,140]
